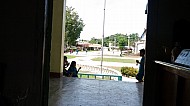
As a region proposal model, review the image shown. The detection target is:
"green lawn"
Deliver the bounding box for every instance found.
[91,57,136,63]
[65,55,76,59]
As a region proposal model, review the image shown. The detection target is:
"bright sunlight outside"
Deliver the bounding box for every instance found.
[65,0,147,82]
[66,0,147,40]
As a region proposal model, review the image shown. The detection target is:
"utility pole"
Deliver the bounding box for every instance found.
[101,0,106,74]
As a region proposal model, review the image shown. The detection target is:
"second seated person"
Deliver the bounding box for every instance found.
[68,61,81,77]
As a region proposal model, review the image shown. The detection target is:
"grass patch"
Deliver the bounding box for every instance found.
[65,55,76,59]
[91,57,136,63]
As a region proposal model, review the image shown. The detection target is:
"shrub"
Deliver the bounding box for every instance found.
[121,66,138,77]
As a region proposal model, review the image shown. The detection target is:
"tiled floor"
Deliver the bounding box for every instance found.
[48,77,144,106]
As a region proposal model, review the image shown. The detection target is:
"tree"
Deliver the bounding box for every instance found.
[65,6,85,47]
[128,33,139,46]
[118,36,127,56]
[89,37,102,44]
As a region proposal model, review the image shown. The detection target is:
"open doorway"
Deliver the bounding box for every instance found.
[63,0,147,82]
[48,0,147,105]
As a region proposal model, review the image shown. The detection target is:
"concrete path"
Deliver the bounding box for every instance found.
[49,77,143,106]
[66,51,140,68]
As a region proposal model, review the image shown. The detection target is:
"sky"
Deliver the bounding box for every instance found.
[66,0,148,40]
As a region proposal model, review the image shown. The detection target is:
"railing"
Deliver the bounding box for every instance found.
[77,64,122,75]
[78,73,122,81]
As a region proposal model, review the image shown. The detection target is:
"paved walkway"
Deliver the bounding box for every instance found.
[66,51,140,68]
[48,77,143,106]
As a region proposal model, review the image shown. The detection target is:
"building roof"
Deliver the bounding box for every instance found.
[140,29,146,41]
[89,44,101,47]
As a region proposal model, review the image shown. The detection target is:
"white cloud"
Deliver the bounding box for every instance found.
[66,0,148,40]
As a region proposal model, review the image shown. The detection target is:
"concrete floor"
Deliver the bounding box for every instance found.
[48,77,144,106]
